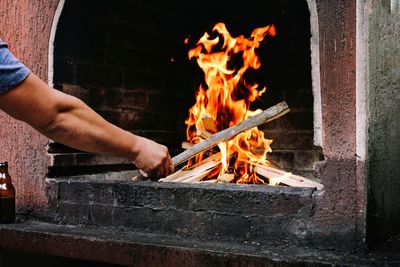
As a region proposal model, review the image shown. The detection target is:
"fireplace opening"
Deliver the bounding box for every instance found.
[50,0,323,182]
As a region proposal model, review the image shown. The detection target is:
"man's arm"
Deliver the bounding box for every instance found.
[0,73,173,178]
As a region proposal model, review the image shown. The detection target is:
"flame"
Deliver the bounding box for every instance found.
[185,22,276,184]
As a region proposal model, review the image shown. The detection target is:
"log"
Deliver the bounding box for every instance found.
[254,164,324,190]
[161,155,220,183]
[132,101,289,181]
[160,153,221,183]
[169,164,216,183]
[197,129,213,139]
[180,167,215,183]
[159,168,187,182]
[217,173,235,183]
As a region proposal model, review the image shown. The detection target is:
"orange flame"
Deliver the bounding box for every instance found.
[185,22,276,184]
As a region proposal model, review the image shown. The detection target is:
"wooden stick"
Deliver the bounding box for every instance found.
[160,153,221,182]
[182,141,194,150]
[162,158,220,183]
[217,173,235,183]
[180,167,215,183]
[159,168,187,182]
[197,129,213,139]
[133,101,289,181]
[254,164,324,190]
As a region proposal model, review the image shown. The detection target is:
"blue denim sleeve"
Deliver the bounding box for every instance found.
[0,38,30,94]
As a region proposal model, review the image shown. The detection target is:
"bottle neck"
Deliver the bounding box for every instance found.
[0,168,9,179]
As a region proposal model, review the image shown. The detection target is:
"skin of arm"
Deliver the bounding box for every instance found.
[0,73,173,178]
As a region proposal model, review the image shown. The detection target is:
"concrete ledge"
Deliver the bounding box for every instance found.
[46,179,317,247]
[1,221,399,266]
[0,220,349,267]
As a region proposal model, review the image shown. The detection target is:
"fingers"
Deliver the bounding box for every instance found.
[153,152,173,180]
[161,156,169,178]
[168,154,174,174]
[156,167,164,180]
[133,139,174,180]
[158,151,173,179]
[139,169,149,178]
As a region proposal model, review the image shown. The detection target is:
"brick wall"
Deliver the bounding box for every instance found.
[51,0,321,177]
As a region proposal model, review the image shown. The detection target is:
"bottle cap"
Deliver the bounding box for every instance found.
[0,162,8,168]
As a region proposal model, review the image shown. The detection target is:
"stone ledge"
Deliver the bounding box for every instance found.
[46,179,317,247]
[1,221,399,266]
[0,220,357,267]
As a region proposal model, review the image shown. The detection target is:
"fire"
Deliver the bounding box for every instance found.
[185,22,276,184]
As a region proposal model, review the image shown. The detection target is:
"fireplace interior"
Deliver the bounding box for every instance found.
[34,0,341,256]
[51,0,323,181]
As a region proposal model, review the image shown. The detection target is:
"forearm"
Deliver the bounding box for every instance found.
[41,96,140,160]
[0,73,173,177]
[0,74,139,160]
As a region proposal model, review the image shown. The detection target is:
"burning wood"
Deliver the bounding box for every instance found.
[173,101,289,167]
[254,164,324,190]
[181,141,194,150]
[133,22,323,190]
[180,22,286,184]
[134,100,322,189]
[217,173,235,183]
[161,148,323,189]
[197,129,213,139]
[201,115,218,134]
[163,162,323,190]
[160,153,221,183]
[132,102,288,181]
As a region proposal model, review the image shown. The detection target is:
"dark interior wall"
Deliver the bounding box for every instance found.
[53,0,321,177]
[54,0,192,147]
[366,0,400,244]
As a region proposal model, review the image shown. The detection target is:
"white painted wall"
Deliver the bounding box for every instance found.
[356,0,370,162]
[48,0,66,87]
[306,0,323,148]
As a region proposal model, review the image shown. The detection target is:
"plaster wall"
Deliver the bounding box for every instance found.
[366,0,400,243]
[0,0,60,210]
[312,0,361,246]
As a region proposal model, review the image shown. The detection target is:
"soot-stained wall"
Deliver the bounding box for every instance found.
[366,0,400,244]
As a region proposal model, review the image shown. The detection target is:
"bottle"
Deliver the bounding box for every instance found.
[0,162,15,223]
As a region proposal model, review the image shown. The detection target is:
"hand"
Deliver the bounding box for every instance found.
[132,136,174,179]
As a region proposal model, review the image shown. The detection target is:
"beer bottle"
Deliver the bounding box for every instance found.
[0,162,15,223]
